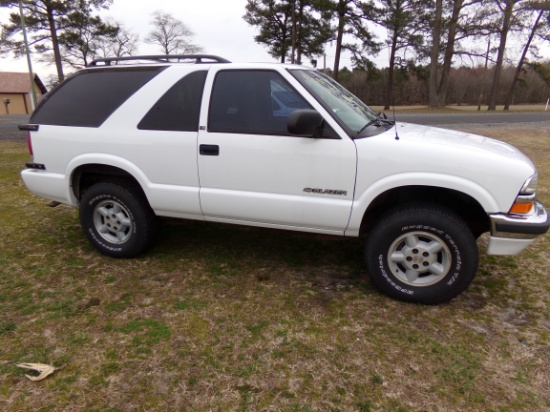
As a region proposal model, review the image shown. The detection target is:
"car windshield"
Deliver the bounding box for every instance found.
[290,69,379,136]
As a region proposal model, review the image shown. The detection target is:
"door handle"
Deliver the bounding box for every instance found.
[199,144,219,156]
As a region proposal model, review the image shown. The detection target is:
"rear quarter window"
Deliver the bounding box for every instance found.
[138,70,207,132]
[31,67,165,127]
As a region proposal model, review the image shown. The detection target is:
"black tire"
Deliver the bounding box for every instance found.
[365,204,478,304]
[79,181,156,258]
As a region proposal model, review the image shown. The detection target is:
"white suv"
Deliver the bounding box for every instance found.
[20,55,549,304]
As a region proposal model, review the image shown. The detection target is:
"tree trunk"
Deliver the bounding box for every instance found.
[503,10,543,110]
[436,0,462,107]
[429,0,462,108]
[291,0,296,64]
[488,0,515,111]
[333,1,346,80]
[296,0,304,64]
[280,13,289,63]
[46,3,64,82]
[428,0,443,108]
[384,31,398,110]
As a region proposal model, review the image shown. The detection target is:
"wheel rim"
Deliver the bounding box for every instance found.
[387,231,452,287]
[92,199,133,244]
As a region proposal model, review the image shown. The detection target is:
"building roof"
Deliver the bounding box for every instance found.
[0,72,47,94]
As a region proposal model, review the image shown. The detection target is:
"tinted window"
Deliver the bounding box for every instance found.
[208,70,311,135]
[31,67,164,127]
[138,70,207,131]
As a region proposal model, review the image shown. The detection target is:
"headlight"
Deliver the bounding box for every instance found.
[509,173,538,215]
[520,173,538,195]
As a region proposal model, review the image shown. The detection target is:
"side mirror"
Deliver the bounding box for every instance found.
[287,109,324,137]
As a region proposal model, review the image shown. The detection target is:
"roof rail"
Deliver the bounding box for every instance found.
[87,54,231,67]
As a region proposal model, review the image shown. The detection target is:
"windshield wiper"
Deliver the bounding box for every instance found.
[357,113,395,135]
[357,118,380,134]
[375,112,395,125]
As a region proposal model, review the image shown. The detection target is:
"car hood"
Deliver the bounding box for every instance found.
[353,122,537,212]
[391,122,531,162]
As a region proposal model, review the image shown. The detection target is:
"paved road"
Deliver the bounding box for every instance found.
[1,112,549,141]
[0,115,30,141]
[395,111,550,126]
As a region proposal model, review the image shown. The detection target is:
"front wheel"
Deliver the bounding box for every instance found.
[79,181,156,258]
[365,204,478,304]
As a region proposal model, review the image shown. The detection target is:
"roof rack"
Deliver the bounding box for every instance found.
[87,54,231,67]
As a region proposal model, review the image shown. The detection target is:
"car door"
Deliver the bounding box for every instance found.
[197,68,357,234]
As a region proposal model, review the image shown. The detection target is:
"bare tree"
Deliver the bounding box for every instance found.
[503,9,548,110]
[97,22,140,58]
[428,0,464,108]
[487,0,522,111]
[427,0,490,108]
[145,11,202,55]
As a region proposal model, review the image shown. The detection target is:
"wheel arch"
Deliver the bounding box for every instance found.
[71,163,147,203]
[359,186,490,238]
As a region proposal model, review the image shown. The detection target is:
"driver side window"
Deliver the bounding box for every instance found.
[208,70,311,135]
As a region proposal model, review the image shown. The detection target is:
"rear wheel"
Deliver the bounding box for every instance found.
[365,204,478,304]
[79,181,156,258]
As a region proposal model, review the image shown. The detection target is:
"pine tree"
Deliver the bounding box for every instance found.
[244,0,332,64]
[0,0,117,81]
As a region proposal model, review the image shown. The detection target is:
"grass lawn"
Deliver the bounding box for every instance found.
[1,125,549,411]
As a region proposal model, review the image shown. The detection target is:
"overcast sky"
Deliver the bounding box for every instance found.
[0,0,546,80]
[0,0,369,78]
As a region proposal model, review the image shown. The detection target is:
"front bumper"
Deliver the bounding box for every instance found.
[487,201,549,255]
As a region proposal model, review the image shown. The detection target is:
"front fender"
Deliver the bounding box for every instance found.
[345,173,499,236]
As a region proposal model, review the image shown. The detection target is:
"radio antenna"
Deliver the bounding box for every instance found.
[392,57,403,141]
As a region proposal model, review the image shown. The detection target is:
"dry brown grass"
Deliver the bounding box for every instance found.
[1,124,549,411]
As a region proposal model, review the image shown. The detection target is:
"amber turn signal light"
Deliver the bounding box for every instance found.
[509,202,534,214]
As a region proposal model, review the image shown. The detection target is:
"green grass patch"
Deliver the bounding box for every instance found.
[1,131,550,411]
